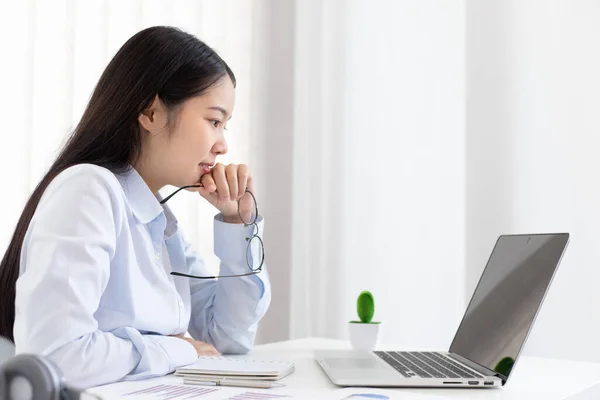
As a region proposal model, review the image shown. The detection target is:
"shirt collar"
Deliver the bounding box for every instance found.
[116,166,163,224]
[160,195,179,238]
[116,166,179,237]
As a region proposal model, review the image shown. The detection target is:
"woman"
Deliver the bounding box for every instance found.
[0,26,270,388]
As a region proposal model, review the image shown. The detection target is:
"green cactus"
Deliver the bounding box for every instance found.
[494,357,515,376]
[351,290,380,324]
[357,291,374,323]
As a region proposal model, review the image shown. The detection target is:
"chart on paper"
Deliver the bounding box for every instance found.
[117,383,299,399]
[120,384,219,398]
[91,381,448,399]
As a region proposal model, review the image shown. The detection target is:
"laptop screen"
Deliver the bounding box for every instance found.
[449,233,569,379]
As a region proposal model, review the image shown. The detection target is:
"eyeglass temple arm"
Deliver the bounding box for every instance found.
[170,270,261,279]
[160,186,253,205]
[160,185,202,204]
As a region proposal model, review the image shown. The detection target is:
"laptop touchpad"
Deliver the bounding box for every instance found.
[325,358,384,370]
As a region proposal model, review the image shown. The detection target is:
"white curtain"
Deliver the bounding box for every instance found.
[0,0,256,275]
[252,0,467,348]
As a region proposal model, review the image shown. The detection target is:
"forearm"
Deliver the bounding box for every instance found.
[188,215,271,354]
[38,328,197,388]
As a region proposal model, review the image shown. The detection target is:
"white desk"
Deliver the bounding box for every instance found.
[89,338,600,399]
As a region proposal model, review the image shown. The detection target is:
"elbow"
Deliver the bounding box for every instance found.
[208,324,257,355]
[14,337,95,387]
[233,345,251,355]
[42,332,137,389]
[45,346,102,389]
[216,339,252,355]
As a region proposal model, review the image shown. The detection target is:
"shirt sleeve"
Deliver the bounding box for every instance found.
[13,165,197,389]
[186,215,271,354]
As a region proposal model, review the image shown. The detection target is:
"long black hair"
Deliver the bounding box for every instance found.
[0,26,236,341]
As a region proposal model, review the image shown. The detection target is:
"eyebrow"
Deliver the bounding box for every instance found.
[209,106,232,119]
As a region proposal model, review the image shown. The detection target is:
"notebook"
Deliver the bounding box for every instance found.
[174,356,295,381]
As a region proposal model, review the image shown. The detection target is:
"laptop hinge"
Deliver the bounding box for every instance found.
[447,352,505,381]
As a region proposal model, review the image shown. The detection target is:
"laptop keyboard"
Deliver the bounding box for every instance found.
[374,351,484,379]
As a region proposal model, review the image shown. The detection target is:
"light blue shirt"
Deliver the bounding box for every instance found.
[13,164,271,388]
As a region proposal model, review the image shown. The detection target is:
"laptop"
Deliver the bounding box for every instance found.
[315,233,570,388]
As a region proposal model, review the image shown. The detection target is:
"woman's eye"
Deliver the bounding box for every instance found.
[210,120,221,128]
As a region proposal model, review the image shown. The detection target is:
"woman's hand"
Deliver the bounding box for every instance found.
[170,333,220,357]
[197,163,254,224]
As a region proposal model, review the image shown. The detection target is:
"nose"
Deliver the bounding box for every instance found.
[212,137,228,156]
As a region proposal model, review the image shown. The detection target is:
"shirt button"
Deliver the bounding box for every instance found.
[155,252,160,260]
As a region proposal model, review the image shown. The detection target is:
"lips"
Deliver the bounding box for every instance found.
[199,163,214,174]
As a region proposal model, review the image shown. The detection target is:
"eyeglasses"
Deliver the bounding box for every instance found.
[160,185,264,279]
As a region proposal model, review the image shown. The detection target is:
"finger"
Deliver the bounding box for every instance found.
[226,164,239,201]
[197,342,220,356]
[239,173,255,223]
[198,341,219,352]
[198,176,216,199]
[246,175,254,193]
[237,164,249,199]
[200,173,217,193]
[211,163,230,201]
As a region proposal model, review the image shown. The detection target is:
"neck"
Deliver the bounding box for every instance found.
[133,158,163,194]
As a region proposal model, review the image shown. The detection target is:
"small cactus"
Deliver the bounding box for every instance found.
[357,290,375,323]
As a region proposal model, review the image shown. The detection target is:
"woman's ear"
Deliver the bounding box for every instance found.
[138,95,167,134]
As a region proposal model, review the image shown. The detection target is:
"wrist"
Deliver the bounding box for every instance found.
[222,214,244,224]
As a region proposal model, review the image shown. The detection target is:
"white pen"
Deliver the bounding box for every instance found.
[183,378,285,389]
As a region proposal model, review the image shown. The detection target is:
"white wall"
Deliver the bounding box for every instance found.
[249,0,296,345]
[467,0,600,361]
[340,0,467,349]
[288,0,467,349]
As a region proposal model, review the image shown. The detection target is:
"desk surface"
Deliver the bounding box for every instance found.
[90,337,600,399]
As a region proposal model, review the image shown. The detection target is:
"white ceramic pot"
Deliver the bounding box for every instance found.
[348,322,381,351]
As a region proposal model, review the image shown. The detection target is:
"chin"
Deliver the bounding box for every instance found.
[170,171,198,188]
